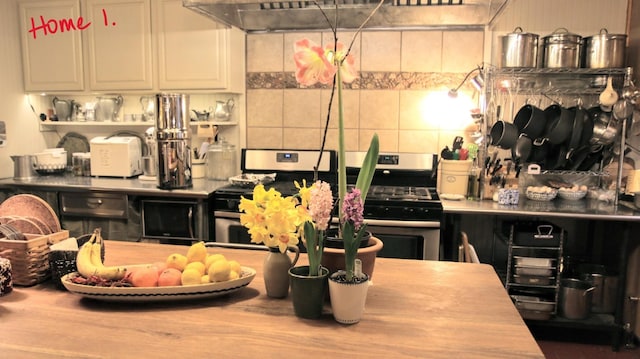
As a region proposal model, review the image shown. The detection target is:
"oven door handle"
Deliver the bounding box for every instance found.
[362,219,441,228]
[214,211,241,219]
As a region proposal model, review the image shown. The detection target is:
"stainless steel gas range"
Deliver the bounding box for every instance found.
[213,149,443,260]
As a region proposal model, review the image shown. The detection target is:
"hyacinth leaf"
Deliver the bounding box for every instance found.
[303,221,321,276]
[355,133,380,203]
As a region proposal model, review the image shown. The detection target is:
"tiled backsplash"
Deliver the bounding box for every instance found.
[246,30,484,154]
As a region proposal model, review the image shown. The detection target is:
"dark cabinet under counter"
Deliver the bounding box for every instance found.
[59,192,141,241]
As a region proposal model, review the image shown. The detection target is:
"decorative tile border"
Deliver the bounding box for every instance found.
[247,72,468,91]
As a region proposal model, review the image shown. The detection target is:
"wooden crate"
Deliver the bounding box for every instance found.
[0,230,69,286]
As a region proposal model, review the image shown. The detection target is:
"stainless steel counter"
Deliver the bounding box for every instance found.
[442,198,640,222]
[0,175,230,198]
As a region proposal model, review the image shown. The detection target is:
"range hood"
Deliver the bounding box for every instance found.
[182,0,510,33]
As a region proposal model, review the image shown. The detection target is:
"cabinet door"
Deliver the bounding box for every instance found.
[83,0,153,90]
[154,0,229,90]
[19,0,85,92]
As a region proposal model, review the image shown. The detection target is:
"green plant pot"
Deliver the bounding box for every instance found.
[288,265,329,319]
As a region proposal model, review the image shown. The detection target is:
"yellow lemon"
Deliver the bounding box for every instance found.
[201,274,210,284]
[186,241,207,264]
[208,259,231,282]
[205,253,226,271]
[228,270,239,280]
[181,268,202,286]
[184,261,206,276]
[166,253,188,271]
[228,260,241,275]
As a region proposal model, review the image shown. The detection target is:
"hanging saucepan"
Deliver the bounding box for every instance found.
[489,120,518,149]
[513,103,547,138]
[589,106,618,146]
[511,133,532,164]
[565,105,585,159]
[529,138,551,163]
[546,144,569,170]
[542,104,574,145]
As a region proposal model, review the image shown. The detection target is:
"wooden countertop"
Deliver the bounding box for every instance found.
[1,241,544,359]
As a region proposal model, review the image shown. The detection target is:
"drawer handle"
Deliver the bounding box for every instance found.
[86,199,103,208]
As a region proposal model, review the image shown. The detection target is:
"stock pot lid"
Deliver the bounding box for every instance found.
[503,27,539,39]
[543,28,582,44]
[585,28,627,41]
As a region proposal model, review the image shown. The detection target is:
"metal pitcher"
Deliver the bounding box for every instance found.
[95,95,123,122]
[52,97,74,121]
[214,99,235,121]
[11,155,36,180]
[140,96,155,122]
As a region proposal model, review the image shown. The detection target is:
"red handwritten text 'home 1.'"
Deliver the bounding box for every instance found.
[28,9,115,40]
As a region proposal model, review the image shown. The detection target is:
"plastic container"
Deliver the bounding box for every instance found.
[438,160,472,196]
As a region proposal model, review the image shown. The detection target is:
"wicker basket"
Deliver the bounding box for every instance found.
[526,189,558,201]
[0,230,69,286]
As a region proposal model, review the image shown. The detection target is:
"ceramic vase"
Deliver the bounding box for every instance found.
[288,265,330,319]
[328,270,370,324]
[263,246,299,298]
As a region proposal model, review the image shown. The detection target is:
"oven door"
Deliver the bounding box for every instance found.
[364,219,441,261]
[214,211,253,245]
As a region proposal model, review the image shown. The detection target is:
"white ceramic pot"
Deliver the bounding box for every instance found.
[328,270,370,324]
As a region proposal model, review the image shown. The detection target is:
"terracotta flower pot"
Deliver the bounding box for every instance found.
[321,236,383,280]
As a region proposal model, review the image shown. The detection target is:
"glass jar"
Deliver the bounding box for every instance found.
[206,143,236,180]
[72,153,84,176]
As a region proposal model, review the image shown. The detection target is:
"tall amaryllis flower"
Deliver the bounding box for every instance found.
[291,0,384,282]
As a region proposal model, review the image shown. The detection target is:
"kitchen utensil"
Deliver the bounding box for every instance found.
[452,136,464,150]
[214,99,235,121]
[52,97,74,121]
[589,107,618,146]
[489,121,518,149]
[511,133,532,163]
[542,104,574,144]
[192,108,212,121]
[11,155,36,180]
[95,95,123,122]
[514,103,547,138]
[500,27,539,68]
[599,77,619,110]
[559,278,595,320]
[541,28,582,68]
[139,96,155,122]
[529,138,550,163]
[566,105,586,159]
[583,29,627,69]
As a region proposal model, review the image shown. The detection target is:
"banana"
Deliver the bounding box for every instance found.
[76,232,99,278]
[76,228,128,281]
[90,229,128,281]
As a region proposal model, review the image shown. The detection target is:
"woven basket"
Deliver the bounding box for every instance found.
[0,230,69,286]
[526,189,558,202]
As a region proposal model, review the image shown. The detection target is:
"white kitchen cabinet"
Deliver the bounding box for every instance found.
[19,0,153,92]
[154,0,245,92]
[83,0,153,90]
[19,0,85,92]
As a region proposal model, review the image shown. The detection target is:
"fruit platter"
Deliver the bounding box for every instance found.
[60,229,256,302]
